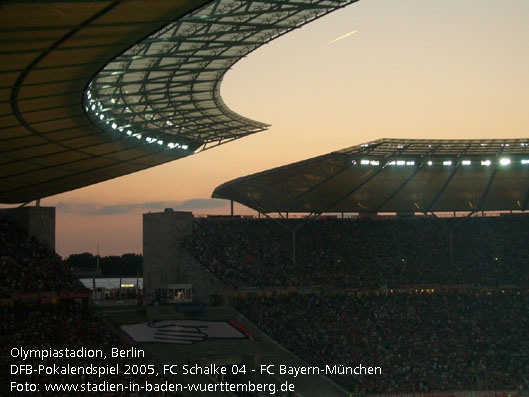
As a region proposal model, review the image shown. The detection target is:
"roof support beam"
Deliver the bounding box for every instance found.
[375,162,425,212]
[315,165,387,214]
[523,185,529,211]
[476,149,504,212]
[425,162,461,213]
[476,167,499,212]
[283,157,352,207]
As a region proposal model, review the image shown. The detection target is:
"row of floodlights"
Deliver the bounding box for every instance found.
[85,90,188,151]
[354,159,529,166]
[361,142,529,148]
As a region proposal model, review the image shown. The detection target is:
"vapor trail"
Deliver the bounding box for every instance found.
[327,30,358,45]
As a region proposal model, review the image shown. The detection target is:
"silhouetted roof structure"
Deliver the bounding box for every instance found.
[1,0,357,204]
[213,138,529,214]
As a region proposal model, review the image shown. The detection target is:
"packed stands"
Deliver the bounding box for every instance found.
[0,216,83,293]
[235,292,529,394]
[0,217,172,395]
[187,215,529,289]
[187,215,529,394]
[0,304,168,394]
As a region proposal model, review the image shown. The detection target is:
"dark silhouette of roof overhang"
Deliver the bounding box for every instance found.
[1,0,358,204]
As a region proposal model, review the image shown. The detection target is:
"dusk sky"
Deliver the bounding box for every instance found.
[10,0,528,257]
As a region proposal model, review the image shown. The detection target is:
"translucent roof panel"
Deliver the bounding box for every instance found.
[85,0,360,154]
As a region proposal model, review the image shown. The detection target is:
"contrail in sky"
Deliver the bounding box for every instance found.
[327,30,358,45]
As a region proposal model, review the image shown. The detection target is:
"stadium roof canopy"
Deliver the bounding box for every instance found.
[0,0,357,204]
[212,138,529,214]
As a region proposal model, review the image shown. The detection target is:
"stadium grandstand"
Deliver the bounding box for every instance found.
[1,0,529,396]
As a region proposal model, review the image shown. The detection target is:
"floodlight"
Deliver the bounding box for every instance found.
[481,160,491,166]
[462,160,471,165]
[443,161,452,166]
[360,159,370,165]
[500,158,511,166]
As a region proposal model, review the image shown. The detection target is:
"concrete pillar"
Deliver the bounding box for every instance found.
[143,209,226,304]
[143,209,193,302]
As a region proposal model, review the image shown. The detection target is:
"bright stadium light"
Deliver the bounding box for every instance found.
[443,160,452,166]
[481,160,491,166]
[182,145,188,150]
[462,160,471,166]
[522,159,529,164]
[388,161,396,165]
[406,161,415,166]
[370,160,380,166]
[427,161,433,166]
[360,159,370,165]
[396,160,406,166]
[500,158,511,166]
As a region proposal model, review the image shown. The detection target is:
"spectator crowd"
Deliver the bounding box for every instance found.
[235,293,529,394]
[187,215,529,288]
[188,215,529,394]
[0,217,177,395]
[0,217,83,293]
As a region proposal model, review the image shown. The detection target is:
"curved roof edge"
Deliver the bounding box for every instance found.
[1,0,358,204]
[86,0,359,154]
